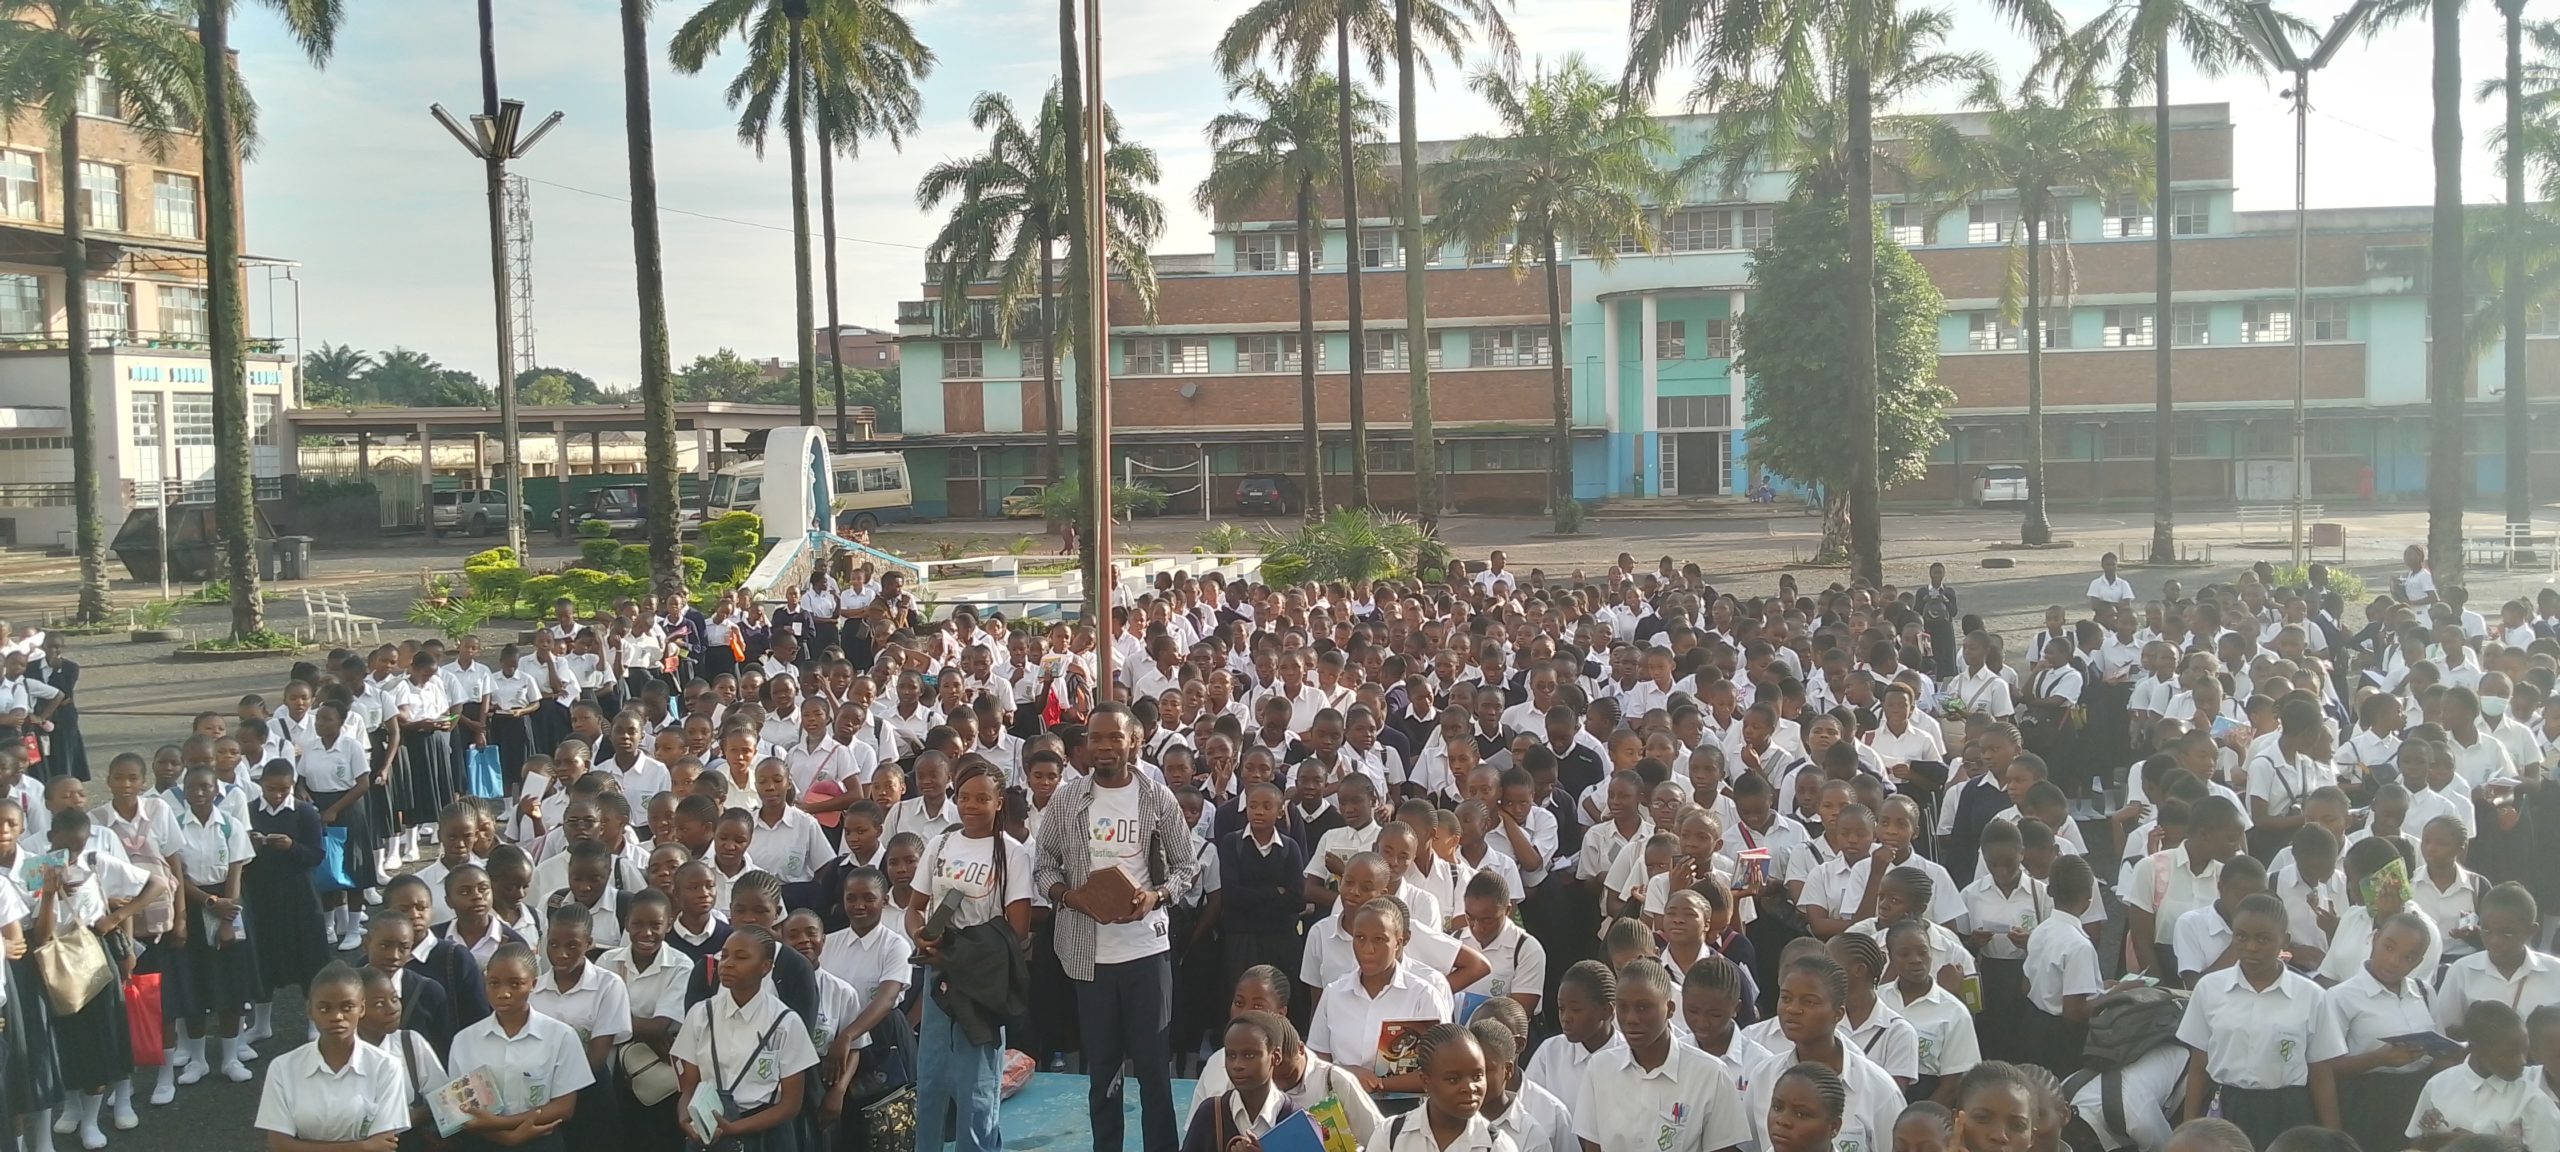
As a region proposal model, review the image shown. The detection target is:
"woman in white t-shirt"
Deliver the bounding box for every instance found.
[906,761,1031,1152]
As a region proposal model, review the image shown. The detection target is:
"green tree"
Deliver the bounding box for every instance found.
[1908,76,2150,545]
[517,373,574,406]
[513,364,611,404]
[0,0,204,623]
[1741,191,1952,557]
[808,2,928,444]
[202,0,343,639]
[2042,0,2276,564]
[301,342,373,407]
[673,349,770,403]
[828,362,902,431]
[1627,0,2057,584]
[1198,71,1384,517]
[619,0,681,588]
[916,87,1162,486]
[1430,55,1673,533]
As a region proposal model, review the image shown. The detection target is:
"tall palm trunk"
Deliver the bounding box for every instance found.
[1297,178,1326,513]
[1060,0,1099,589]
[1395,0,1434,517]
[1542,222,1571,529]
[2427,0,2466,583]
[61,115,105,622]
[2023,187,2052,545]
[2148,34,2176,560]
[820,99,847,445]
[200,0,259,636]
[1845,43,1881,583]
[1039,232,1061,484]
[1337,10,1369,509]
[623,0,680,586]
[2505,0,2530,529]
[784,1,817,427]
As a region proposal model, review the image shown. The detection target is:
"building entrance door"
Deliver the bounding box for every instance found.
[1674,432,1724,495]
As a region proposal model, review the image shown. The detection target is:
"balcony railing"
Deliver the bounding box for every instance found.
[0,329,287,354]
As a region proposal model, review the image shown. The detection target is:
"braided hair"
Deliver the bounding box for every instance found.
[1777,1061,1849,1124]
[1466,990,1531,1041]
[1828,932,1887,986]
[1411,1021,1481,1075]
[1558,959,1617,1008]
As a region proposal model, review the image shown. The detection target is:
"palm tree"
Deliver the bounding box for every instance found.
[2042,0,2272,564]
[0,0,197,623]
[811,11,929,445]
[1684,4,1990,200]
[620,0,680,586]
[1199,72,1384,518]
[1431,54,1672,533]
[2502,0,2532,536]
[916,88,1163,488]
[1627,0,2057,584]
[299,341,373,405]
[1908,76,2150,546]
[203,0,339,639]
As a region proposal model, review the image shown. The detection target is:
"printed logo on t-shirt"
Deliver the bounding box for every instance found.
[934,853,993,899]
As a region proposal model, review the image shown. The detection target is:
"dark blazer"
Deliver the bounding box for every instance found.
[392,966,459,1062]
[1941,773,2015,890]
[415,931,497,1030]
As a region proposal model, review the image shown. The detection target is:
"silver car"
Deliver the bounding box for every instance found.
[431,489,532,537]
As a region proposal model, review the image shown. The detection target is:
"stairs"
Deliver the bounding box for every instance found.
[1591,495,1781,521]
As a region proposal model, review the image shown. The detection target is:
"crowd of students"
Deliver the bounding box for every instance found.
[7,543,2559,1152]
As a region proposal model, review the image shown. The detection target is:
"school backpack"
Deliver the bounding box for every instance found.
[2060,985,2188,1144]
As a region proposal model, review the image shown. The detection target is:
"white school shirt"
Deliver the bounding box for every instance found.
[1739,1043,1906,1152]
[486,668,544,712]
[673,986,822,1112]
[2319,967,2439,1076]
[2411,866,2485,955]
[172,804,253,887]
[2174,966,2344,1089]
[528,961,633,1044]
[1482,805,1557,887]
[2088,575,2137,605]
[2126,845,2222,945]
[1575,817,1654,883]
[1846,916,1976,979]
[1943,667,2015,719]
[1840,1000,1921,1081]
[808,967,863,1054]
[747,806,833,883]
[253,1040,412,1143]
[1571,1038,1754,1152]
[2270,862,2347,951]
[448,1010,597,1114]
[885,796,960,845]
[1455,917,1547,1003]
[2025,913,2102,1015]
[2435,949,2560,1033]
[784,736,868,795]
[1485,1079,1576,1152]
[42,849,148,933]
[1878,980,1981,1080]
[1960,871,2048,961]
[1371,1110,1518,1152]
[599,944,695,1028]
[1305,822,1385,879]
[297,730,370,794]
[818,923,912,1048]
[1309,962,1452,1072]
[2317,904,2444,985]
[2409,1060,2560,1147]
[1523,1034,1617,1122]
[2173,905,2234,980]
[2404,785,2476,840]
[2070,1044,2188,1152]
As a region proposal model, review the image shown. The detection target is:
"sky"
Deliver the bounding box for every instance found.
[234,0,2470,391]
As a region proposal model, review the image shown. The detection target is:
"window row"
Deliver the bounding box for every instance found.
[130,391,277,450]
[939,327,1559,378]
[1959,299,2352,351]
[0,274,206,341]
[1228,438,1550,474]
[0,151,198,238]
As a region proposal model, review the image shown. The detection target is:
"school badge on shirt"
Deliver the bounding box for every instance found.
[1657,1102,1686,1151]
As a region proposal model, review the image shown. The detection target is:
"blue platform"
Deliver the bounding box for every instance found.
[998,1072,1203,1149]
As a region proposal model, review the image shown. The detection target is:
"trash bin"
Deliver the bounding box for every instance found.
[256,538,278,582]
[279,536,312,581]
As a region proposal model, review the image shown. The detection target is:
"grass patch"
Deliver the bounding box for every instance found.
[177,630,303,654]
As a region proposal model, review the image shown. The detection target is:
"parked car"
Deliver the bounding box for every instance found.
[1973,464,2029,507]
[1236,473,1298,515]
[1001,484,1046,519]
[431,489,533,537]
[575,485,678,536]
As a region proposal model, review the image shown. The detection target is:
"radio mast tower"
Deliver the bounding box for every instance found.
[504,173,537,378]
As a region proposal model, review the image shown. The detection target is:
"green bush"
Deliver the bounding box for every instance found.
[680,554,708,589]
[614,543,654,580]
[705,511,762,550]
[1255,507,1449,585]
[519,573,569,614]
[463,547,518,569]
[577,519,614,541]
[2272,562,2366,602]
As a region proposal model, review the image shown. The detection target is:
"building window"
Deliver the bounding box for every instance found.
[1367,440,1413,472]
[1886,205,1925,247]
[1470,439,1548,471]
[0,275,39,337]
[2038,309,2072,350]
[1125,336,1207,375]
[152,174,198,239]
[2102,306,2154,348]
[1017,338,1050,372]
[1966,311,2019,352]
[2102,197,2153,239]
[2103,421,2154,460]
[130,392,159,451]
[944,341,983,379]
[170,394,212,446]
[1967,201,2019,244]
[75,70,117,118]
[2241,302,2292,344]
[79,162,119,231]
[157,284,205,339]
[1704,317,1733,359]
[1364,329,1441,371]
[1735,208,1775,248]
[1663,208,1721,252]
[250,394,275,447]
[1238,334,1317,373]
[1655,320,1687,361]
[1233,233,1294,272]
[1467,327,1548,368]
[0,150,37,221]
[84,280,130,339]
[2171,304,2213,346]
[2309,300,2351,341]
[1360,229,1401,269]
[1658,395,1731,428]
[2529,307,2560,337]
[2170,194,2209,236]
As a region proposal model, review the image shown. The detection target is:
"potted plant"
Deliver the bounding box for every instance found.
[129,599,182,644]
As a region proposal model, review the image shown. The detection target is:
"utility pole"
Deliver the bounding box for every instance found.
[1083,0,1115,688]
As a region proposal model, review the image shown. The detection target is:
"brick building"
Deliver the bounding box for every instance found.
[894,102,2548,518]
[820,324,899,372]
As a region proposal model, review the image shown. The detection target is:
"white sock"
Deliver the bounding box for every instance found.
[212,1035,232,1065]
[77,1093,100,1128]
[182,1034,205,1067]
[251,1002,273,1036]
[107,1083,127,1109]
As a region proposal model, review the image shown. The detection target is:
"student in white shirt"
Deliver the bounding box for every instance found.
[596,889,693,1115]
[253,962,411,1149]
[1454,869,1547,1016]
[1308,899,1454,1092]
[2435,882,2560,1036]
[1741,954,1906,1152]
[2406,1000,2560,1149]
[1370,1023,1518,1152]
[674,927,823,1151]
[2175,893,2345,1150]
[815,868,912,1056]
[1570,958,1749,1152]
[745,759,833,887]
[2310,910,2445,1151]
[1878,919,1980,1105]
[449,942,592,1150]
[906,762,1033,1152]
[1182,1012,1302,1152]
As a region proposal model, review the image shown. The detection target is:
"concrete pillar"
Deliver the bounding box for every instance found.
[1728,288,1748,495]
[473,432,487,489]
[590,429,603,478]
[554,420,573,541]
[1601,299,1619,432]
[356,431,371,483]
[1640,294,1659,493]
[414,422,433,534]
[695,427,713,520]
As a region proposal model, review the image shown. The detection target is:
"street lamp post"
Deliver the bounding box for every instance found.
[432,0,562,559]
[1082,0,1115,687]
[2240,0,2371,568]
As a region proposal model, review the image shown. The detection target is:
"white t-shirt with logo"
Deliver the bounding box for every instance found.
[1086,780,1169,966]
[915,831,1032,931]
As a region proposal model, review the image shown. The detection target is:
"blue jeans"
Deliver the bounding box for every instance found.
[915,989,1003,1152]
